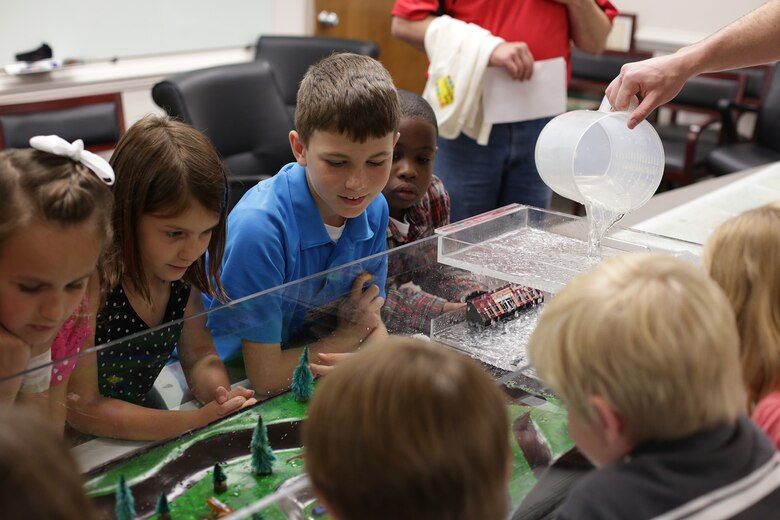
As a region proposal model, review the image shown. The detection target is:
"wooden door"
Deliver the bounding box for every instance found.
[314,0,428,93]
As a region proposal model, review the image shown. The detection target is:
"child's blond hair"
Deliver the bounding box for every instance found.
[702,204,780,405]
[0,406,98,520]
[303,337,510,520]
[529,253,745,444]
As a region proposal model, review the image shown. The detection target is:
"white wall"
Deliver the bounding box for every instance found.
[0,0,312,126]
[617,0,767,52]
[273,0,313,36]
[0,0,279,65]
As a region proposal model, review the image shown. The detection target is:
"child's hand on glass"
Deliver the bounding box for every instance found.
[309,352,351,376]
[337,272,384,340]
[442,302,466,313]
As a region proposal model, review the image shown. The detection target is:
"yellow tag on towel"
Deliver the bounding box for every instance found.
[436,75,455,107]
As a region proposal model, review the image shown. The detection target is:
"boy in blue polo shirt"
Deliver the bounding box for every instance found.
[204,53,400,396]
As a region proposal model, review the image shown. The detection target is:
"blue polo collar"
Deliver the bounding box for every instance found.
[287,163,374,249]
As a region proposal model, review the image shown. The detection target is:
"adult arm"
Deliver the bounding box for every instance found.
[391,13,534,80]
[607,0,780,128]
[391,15,435,53]
[556,0,613,55]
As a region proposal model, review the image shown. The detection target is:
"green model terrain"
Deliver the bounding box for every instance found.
[85,386,572,519]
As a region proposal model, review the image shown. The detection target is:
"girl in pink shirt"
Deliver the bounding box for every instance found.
[0,136,113,434]
[703,204,780,448]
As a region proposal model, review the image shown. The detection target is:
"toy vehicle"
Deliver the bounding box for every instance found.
[466,284,543,326]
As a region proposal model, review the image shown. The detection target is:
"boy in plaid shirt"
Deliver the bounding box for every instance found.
[382,90,484,334]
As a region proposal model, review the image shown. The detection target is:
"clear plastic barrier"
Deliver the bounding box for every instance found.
[436,204,701,294]
[0,206,700,519]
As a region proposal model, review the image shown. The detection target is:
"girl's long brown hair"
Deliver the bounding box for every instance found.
[105,115,228,303]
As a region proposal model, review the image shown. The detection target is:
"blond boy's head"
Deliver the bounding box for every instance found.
[529,254,744,464]
[303,337,510,520]
[702,204,780,404]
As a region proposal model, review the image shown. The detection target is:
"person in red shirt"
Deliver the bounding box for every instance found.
[391,0,618,221]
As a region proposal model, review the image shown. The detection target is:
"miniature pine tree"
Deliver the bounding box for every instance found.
[115,475,136,520]
[213,463,228,493]
[155,491,171,520]
[251,513,266,520]
[291,346,314,402]
[250,414,276,475]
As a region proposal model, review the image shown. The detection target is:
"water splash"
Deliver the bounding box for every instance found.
[431,303,545,372]
[585,202,623,257]
[577,175,629,258]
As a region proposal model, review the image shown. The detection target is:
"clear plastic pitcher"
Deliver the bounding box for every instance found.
[534,97,664,214]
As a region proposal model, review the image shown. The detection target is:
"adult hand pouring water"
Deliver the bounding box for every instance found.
[606,0,780,129]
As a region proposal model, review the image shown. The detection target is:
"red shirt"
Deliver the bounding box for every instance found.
[392,0,618,65]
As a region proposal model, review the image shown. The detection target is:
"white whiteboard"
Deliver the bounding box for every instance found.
[0,0,275,65]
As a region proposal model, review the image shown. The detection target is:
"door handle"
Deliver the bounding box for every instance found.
[317,10,340,27]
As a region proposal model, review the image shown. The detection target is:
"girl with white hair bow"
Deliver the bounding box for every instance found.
[0,135,113,434]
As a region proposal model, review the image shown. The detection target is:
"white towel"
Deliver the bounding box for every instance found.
[423,15,504,145]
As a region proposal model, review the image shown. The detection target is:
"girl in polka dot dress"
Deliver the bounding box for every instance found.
[67,116,255,441]
[0,136,113,435]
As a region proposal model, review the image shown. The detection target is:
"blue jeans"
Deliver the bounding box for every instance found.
[434,117,553,222]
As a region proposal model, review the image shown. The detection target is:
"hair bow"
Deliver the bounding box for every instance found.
[29,135,115,185]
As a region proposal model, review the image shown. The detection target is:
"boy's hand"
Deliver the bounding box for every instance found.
[337,272,384,339]
[310,352,352,376]
[442,302,466,313]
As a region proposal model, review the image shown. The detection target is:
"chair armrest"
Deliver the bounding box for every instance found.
[687,115,722,137]
[717,98,758,143]
[679,116,721,172]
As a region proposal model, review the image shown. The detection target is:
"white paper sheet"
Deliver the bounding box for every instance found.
[627,162,780,245]
[482,57,567,124]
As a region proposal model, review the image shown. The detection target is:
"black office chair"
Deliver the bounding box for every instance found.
[568,48,653,108]
[255,35,380,120]
[653,72,746,186]
[708,63,780,175]
[0,93,124,152]
[152,61,294,208]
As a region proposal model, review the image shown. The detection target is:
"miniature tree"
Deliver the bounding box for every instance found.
[213,462,228,493]
[155,491,171,520]
[115,475,136,520]
[250,414,276,475]
[291,346,314,402]
[251,513,266,520]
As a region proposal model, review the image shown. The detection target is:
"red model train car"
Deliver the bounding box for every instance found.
[466,284,544,326]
